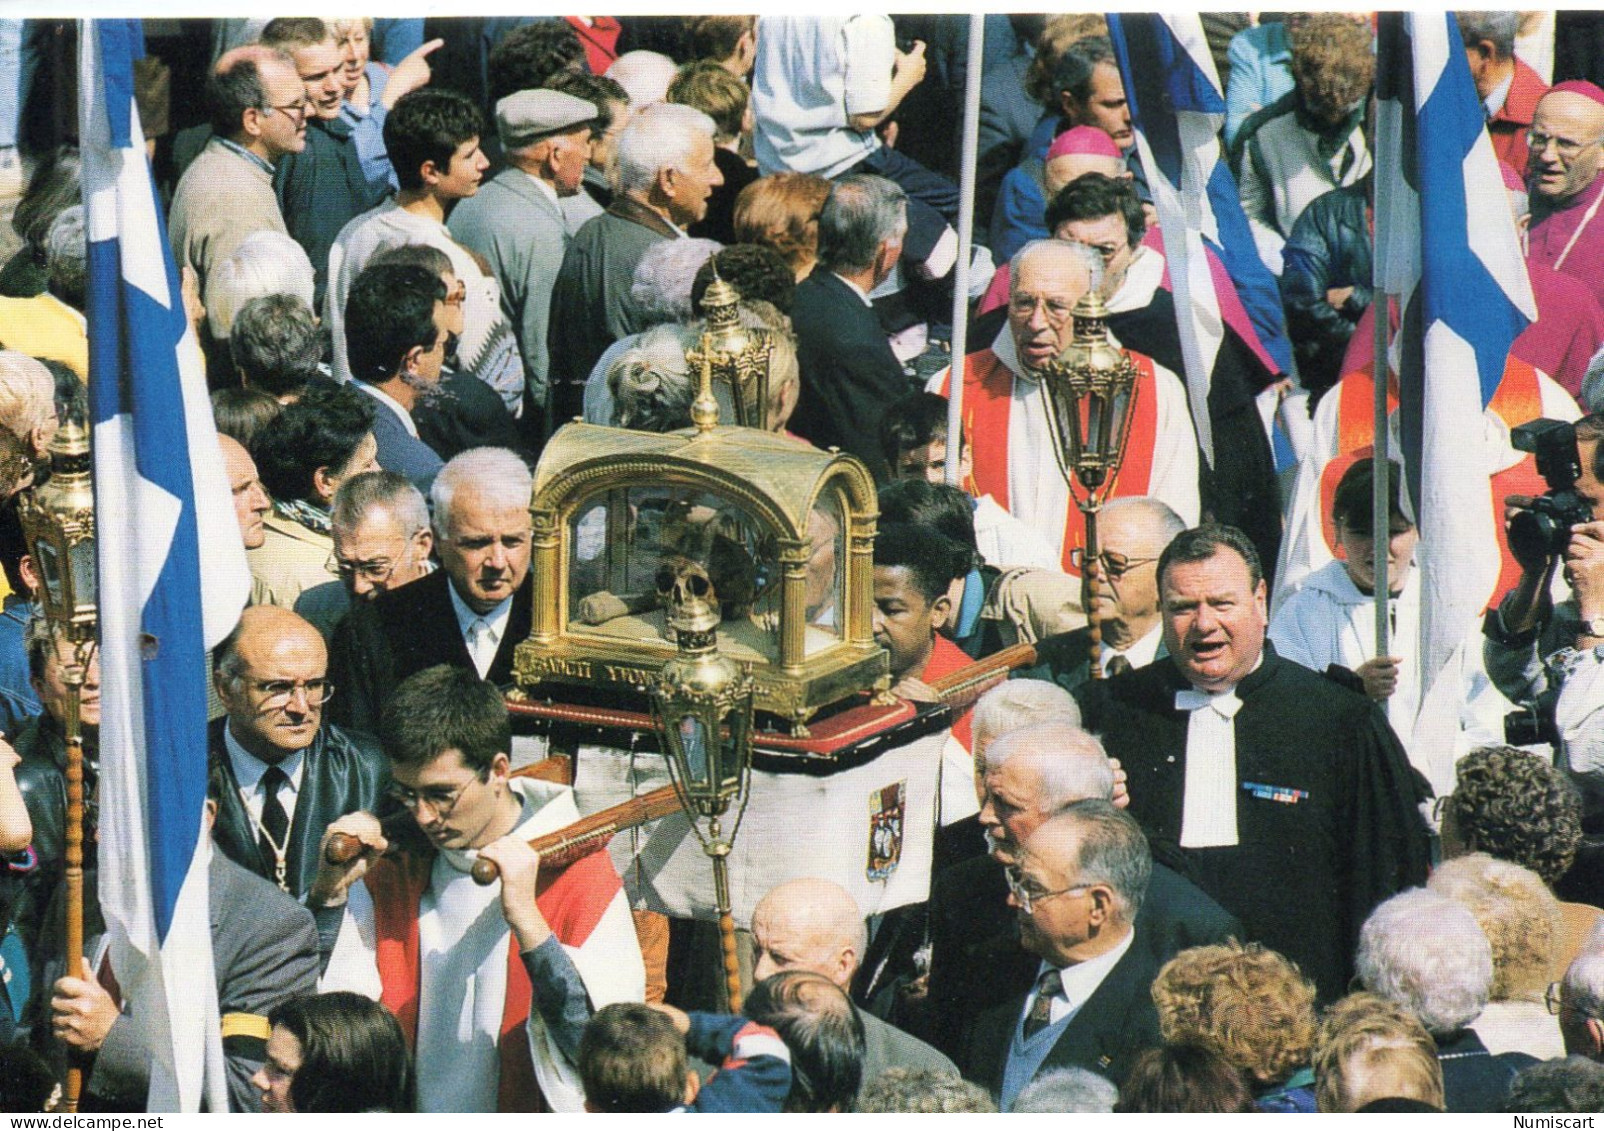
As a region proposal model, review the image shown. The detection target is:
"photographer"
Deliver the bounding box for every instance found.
[1484,414,1604,790]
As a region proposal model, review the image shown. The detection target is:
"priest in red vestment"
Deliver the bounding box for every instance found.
[929,239,1200,577]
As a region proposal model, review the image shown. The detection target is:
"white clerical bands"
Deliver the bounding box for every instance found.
[1175,688,1241,848]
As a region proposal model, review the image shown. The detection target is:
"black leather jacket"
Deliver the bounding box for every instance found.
[1279,180,1373,398]
[208,718,391,899]
[11,714,96,954]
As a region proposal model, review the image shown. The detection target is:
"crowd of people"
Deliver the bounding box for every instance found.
[1,9,1604,1114]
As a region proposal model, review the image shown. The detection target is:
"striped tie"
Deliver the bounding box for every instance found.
[1024,968,1063,1039]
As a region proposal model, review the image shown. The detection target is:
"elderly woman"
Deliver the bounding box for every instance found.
[1313,994,1445,1112]
[204,231,319,383]
[1356,887,1528,1112]
[581,238,721,426]
[607,323,699,433]
[0,147,79,299]
[1445,744,1600,979]
[248,383,380,607]
[1150,941,1320,1111]
[1429,853,1566,1061]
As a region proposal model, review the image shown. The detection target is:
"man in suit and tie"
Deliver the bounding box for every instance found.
[329,446,533,733]
[344,262,450,493]
[448,89,596,439]
[962,801,1161,1107]
[789,174,913,482]
[928,718,1238,1062]
[1025,496,1185,690]
[209,604,390,898]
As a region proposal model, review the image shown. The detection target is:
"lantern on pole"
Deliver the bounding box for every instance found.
[649,562,756,1012]
[16,418,97,1111]
[1035,291,1140,678]
[687,273,774,430]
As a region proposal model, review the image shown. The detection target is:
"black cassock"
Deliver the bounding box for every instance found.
[1074,643,1432,1001]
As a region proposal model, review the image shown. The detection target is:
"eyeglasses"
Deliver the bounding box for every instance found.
[243,678,334,708]
[327,547,407,585]
[1069,548,1158,579]
[1527,128,1604,159]
[1004,866,1091,914]
[1547,981,1566,1016]
[386,771,485,817]
[263,98,312,120]
[1007,293,1074,325]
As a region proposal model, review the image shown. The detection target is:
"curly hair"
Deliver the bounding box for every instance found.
[1428,853,1560,1001]
[1448,745,1583,886]
[1152,941,1319,1085]
[1313,993,1443,1113]
[1289,15,1375,120]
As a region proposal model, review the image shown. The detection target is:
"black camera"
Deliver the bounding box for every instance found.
[1507,418,1594,561]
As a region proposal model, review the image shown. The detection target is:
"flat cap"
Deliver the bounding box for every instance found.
[495,89,596,148]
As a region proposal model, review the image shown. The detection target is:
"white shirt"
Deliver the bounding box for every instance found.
[223,724,305,833]
[751,16,890,179]
[355,380,418,438]
[1025,927,1137,1028]
[930,326,1200,565]
[972,493,1061,572]
[832,271,875,307]
[448,582,514,679]
[523,168,561,207]
[1099,623,1162,675]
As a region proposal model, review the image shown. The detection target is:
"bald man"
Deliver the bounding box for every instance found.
[1528,81,1604,310]
[208,605,390,896]
[751,878,957,1099]
[923,719,1239,1061]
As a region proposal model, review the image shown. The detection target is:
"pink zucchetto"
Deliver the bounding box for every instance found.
[1545,80,1604,107]
[1047,125,1123,163]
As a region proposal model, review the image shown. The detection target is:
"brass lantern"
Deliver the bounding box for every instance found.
[649,561,756,1010]
[17,419,97,643]
[16,415,97,1112]
[687,273,773,430]
[1036,290,1140,496]
[1035,290,1140,679]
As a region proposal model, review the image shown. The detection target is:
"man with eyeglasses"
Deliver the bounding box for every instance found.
[207,605,389,900]
[929,238,1198,578]
[170,45,307,296]
[313,665,644,1111]
[1527,81,1604,310]
[294,470,434,646]
[924,717,1237,1064]
[330,447,533,735]
[961,802,1161,1109]
[1028,497,1186,689]
[262,19,390,311]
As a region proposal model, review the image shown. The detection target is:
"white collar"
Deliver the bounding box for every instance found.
[523,168,561,206]
[1103,245,1165,315]
[223,724,306,796]
[1101,623,1162,672]
[447,580,514,645]
[991,323,1031,383]
[354,381,418,438]
[1037,926,1136,1008]
[832,272,875,307]
[438,776,579,875]
[1485,70,1515,119]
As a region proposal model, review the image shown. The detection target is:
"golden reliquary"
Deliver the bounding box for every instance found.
[513,421,889,732]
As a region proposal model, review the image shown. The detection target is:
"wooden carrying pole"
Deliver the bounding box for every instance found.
[61,665,86,1112]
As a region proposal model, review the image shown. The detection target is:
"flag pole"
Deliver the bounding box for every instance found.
[945,14,984,487]
[1369,140,1392,695]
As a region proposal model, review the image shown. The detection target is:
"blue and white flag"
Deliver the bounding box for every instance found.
[1373,12,1534,775]
[83,19,248,1112]
[1107,12,1296,468]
